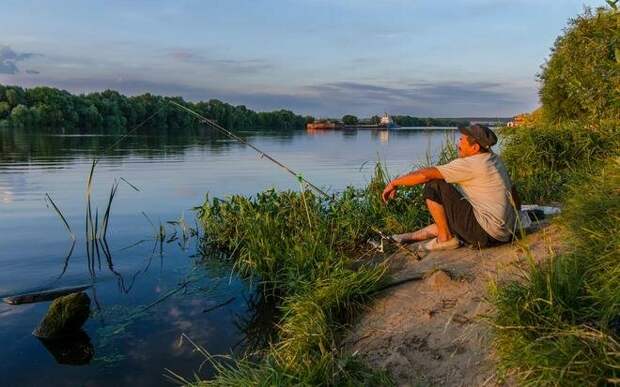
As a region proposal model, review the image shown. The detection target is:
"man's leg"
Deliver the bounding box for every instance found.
[425,199,453,242]
[421,180,460,242]
[423,180,498,247]
[393,223,438,243]
[393,180,456,243]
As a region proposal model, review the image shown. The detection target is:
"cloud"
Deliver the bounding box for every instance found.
[0,46,36,62]
[0,46,39,74]
[4,73,535,117]
[297,80,532,116]
[167,49,273,75]
[0,61,18,74]
[307,81,513,103]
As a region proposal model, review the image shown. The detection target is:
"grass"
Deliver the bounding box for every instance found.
[190,156,457,385]
[489,160,620,385]
[197,163,430,283]
[499,118,619,204]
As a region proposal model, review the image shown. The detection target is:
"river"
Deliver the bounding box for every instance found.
[0,127,456,386]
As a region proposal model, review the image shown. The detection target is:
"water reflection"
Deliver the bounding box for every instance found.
[233,292,280,352]
[0,127,299,164]
[38,329,95,365]
[0,127,456,166]
[379,130,389,144]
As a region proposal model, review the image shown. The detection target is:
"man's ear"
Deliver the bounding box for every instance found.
[472,142,481,154]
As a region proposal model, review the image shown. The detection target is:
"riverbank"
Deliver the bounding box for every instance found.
[191,164,433,385]
[344,223,563,385]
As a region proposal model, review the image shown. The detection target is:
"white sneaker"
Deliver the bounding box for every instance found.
[390,233,415,243]
[416,237,460,252]
[390,233,407,243]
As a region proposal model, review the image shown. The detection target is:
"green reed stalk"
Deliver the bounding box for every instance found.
[44,193,75,241]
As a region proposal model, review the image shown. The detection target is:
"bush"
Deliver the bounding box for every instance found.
[492,5,620,385]
[490,161,620,386]
[539,7,619,123]
[499,118,619,203]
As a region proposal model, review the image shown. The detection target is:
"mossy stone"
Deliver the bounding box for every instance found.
[33,292,91,338]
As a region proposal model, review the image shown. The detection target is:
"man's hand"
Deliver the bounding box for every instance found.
[381,168,442,203]
[382,182,397,203]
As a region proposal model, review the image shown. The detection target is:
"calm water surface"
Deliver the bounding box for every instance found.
[0,127,456,386]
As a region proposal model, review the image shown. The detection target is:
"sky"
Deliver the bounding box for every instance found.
[0,0,605,117]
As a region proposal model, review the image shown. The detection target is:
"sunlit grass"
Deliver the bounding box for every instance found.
[498,119,619,204]
[489,152,620,385]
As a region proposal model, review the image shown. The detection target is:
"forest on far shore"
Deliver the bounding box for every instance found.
[0,83,508,132]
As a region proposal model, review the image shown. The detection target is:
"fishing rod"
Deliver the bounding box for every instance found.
[168,100,330,198]
[170,100,428,259]
[371,226,422,260]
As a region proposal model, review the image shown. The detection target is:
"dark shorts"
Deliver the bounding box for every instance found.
[423,180,502,248]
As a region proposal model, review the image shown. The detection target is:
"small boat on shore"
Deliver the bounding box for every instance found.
[306,120,342,130]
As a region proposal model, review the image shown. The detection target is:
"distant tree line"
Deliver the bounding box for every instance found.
[390,115,469,127]
[0,83,504,133]
[342,114,471,127]
[0,84,311,132]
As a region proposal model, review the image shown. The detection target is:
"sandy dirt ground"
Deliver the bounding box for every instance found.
[344,224,563,386]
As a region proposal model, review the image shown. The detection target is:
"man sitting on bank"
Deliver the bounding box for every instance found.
[382,124,520,251]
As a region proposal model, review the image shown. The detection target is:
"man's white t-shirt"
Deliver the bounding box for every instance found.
[435,153,517,241]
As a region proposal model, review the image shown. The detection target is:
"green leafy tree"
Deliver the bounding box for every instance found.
[342,114,359,125]
[0,83,309,132]
[9,105,39,128]
[539,6,619,122]
[5,87,25,108]
[0,101,10,119]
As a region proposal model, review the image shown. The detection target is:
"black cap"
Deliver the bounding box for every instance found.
[458,124,498,150]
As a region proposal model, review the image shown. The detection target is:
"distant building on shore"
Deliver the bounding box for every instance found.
[379,113,398,129]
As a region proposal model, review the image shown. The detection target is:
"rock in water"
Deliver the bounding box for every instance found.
[33,292,91,338]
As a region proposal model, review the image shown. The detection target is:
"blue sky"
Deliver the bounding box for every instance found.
[0,0,604,117]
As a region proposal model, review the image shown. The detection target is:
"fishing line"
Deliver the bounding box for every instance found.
[168,100,330,198]
[169,100,428,261]
[90,101,416,264]
[97,106,165,162]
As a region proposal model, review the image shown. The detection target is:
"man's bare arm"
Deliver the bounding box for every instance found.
[390,167,443,186]
[382,167,443,202]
